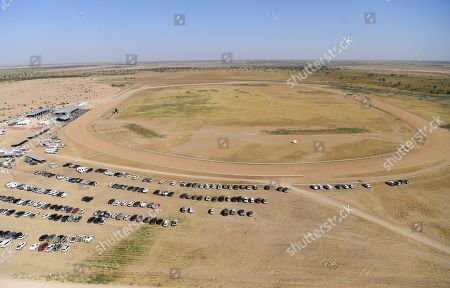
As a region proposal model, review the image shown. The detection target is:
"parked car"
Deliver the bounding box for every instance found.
[16,241,27,250]
[61,244,70,252]
[29,242,40,251]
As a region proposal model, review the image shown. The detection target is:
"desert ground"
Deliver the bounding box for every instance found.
[0,62,449,288]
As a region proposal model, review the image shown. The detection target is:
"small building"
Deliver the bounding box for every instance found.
[26,107,50,117]
[24,153,46,164]
[54,105,79,121]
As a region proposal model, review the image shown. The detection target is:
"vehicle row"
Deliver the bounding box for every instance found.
[180,193,268,204]
[41,213,83,223]
[5,182,68,198]
[38,233,94,243]
[310,183,370,190]
[386,179,409,186]
[219,208,254,217]
[0,195,86,214]
[0,230,27,240]
[89,210,178,227]
[143,178,176,186]
[34,170,99,186]
[0,208,39,218]
[109,183,149,193]
[107,198,159,209]
[180,182,259,191]
[29,242,71,252]
[94,167,140,180]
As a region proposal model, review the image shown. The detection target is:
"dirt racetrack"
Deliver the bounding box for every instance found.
[62,81,450,184]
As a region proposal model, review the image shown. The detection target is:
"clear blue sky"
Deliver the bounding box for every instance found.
[0,0,449,66]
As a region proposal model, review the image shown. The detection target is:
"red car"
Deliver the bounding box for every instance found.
[38,242,49,252]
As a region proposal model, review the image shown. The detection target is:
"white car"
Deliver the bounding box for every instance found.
[16,242,27,250]
[187,207,194,214]
[17,233,28,240]
[170,181,176,186]
[162,220,170,227]
[84,235,94,243]
[61,244,70,253]
[158,180,164,184]
[0,239,13,248]
[323,184,333,190]
[29,242,40,251]
[5,182,19,189]
[76,167,89,173]
[45,244,56,252]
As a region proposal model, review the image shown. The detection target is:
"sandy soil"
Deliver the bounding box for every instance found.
[0,65,449,288]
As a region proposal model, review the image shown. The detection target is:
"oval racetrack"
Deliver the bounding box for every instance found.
[61,81,450,183]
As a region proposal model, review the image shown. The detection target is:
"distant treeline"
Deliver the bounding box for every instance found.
[0,65,315,83]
